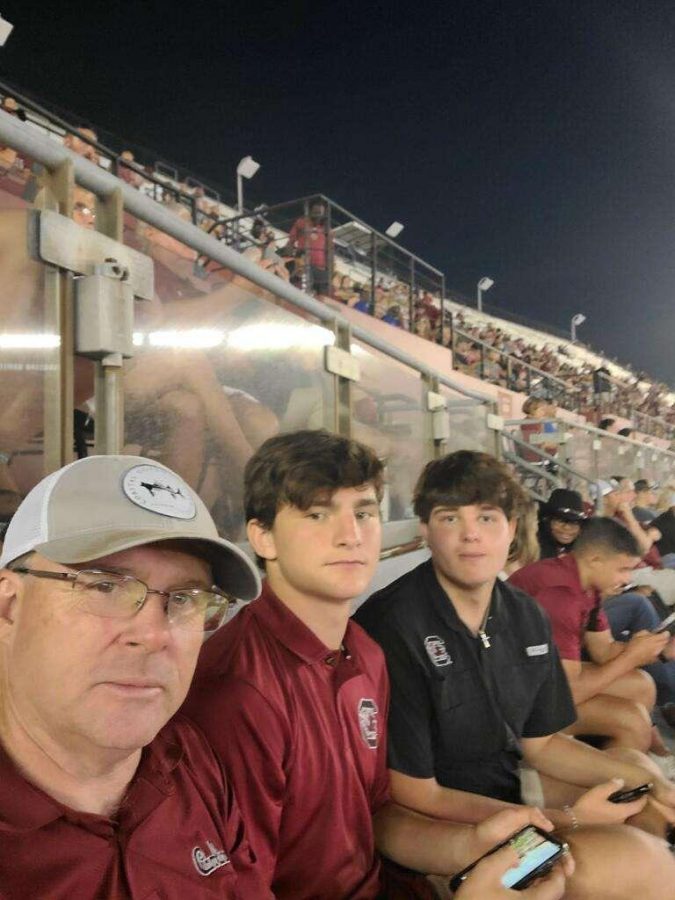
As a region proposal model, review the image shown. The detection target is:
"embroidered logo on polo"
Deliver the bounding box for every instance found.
[525,643,549,657]
[424,635,452,667]
[358,698,379,749]
[192,840,230,876]
[122,464,196,519]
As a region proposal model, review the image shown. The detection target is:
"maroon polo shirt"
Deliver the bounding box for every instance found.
[0,716,269,900]
[509,554,609,660]
[182,583,391,900]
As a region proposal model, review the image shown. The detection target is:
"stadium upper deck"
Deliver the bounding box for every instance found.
[0,83,673,546]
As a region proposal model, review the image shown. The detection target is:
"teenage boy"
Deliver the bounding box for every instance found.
[355,450,675,899]
[183,431,569,899]
[509,519,674,767]
[0,455,268,898]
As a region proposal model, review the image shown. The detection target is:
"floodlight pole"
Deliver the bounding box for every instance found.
[476,276,494,312]
[236,155,260,214]
[571,312,586,343]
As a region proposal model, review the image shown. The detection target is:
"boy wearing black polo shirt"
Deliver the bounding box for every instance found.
[356,450,675,899]
[184,431,570,899]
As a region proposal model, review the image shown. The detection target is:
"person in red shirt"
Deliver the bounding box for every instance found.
[286,199,332,296]
[509,519,672,760]
[0,454,268,899]
[184,429,571,900]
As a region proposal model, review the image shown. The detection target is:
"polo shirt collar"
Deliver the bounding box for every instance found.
[253,581,353,664]
[0,725,183,832]
[422,559,505,633]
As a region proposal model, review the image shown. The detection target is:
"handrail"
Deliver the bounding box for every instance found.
[452,327,570,393]
[504,417,675,460]
[0,109,490,405]
[251,194,446,278]
[0,79,234,209]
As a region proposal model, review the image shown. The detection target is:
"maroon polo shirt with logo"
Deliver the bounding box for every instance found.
[182,583,391,900]
[0,716,269,900]
[508,553,610,660]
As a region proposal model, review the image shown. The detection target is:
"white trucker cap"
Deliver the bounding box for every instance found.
[0,455,261,602]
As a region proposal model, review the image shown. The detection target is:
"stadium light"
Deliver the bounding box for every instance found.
[385,221,404,239]
[570,312,586,343]
[236,155,260,213]
[0,14,13,46]
[476,276,494,312]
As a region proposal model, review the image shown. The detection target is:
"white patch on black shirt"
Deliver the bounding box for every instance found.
[424,635,452,667]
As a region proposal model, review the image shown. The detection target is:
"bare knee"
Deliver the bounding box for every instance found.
[564,824,675,899]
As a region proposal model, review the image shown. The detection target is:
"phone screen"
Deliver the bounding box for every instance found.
[502,828,562,888]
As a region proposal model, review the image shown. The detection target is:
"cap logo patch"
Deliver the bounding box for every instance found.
[192,840,230,876]
[424,635,452,667]
[357,698,379,749]
[122,464,196,519]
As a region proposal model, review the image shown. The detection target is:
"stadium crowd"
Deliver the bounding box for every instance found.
[5,73,675,900]
[1,96,672,445]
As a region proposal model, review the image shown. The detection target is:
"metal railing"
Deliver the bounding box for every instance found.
[0,108,671,543]
[0,108,497,542]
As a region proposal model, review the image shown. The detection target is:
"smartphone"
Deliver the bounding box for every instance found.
[608,782,652,803]
[449,825,566,893]
[653,612,675,636]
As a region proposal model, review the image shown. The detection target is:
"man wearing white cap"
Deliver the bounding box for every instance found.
[0,455,269,899]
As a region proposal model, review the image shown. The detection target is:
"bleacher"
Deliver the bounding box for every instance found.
[0,85,673,553]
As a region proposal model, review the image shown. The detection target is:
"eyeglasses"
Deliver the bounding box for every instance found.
[11,567,233,633]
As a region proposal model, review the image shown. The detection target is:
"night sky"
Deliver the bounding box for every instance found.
[1,0,674,383]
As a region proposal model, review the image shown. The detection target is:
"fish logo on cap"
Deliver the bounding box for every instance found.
[122,464,196,519]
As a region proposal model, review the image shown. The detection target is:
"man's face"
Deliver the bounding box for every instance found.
[421,504,516,593]
[587,551,640,595]
[0,544,209,758]
[549,517,581,546]
[251,484,381,606]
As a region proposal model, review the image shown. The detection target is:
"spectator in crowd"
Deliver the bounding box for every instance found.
[537,489,588,559]
[184,431,572,899]
[633,479,659,525]
[286,200,332,296]
[533,492,675,730]
[64,125,100,164]
[519,397,559,466]
[603,477,662,568]
[118,149,146,189]
[509,519,675,769]
[356,450,675,897]
[653,503,675,561]
[0,454,268,897]
[502,497,541,576]
[244,217,289,281]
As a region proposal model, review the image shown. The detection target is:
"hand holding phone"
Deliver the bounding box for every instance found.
[453,841,567,898]
[608,783,652,803]
[653,612,675,636]
[450,826,567,894]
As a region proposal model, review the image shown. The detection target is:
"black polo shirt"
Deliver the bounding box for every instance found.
[354,560,576,803]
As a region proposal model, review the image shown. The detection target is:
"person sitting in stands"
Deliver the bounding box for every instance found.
[603,477,662,568]
[0,454,268,898]
[632,479,659,526]
[509,518,675,774]
[538,489,588,559]
[183,431,572,899]
[64,126,100,165]
[356,450,675,898]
